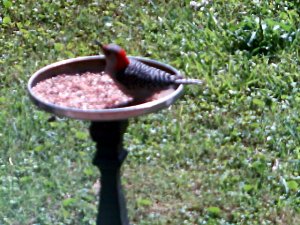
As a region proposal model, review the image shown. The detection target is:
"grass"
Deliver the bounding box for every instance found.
[1,0,300,224]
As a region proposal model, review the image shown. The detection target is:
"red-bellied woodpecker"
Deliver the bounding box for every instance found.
[100,43,203,102]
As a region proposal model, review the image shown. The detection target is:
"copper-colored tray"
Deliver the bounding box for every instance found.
[28,56,183,121]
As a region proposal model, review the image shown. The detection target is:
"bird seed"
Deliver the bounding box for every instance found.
[31,72,134,110]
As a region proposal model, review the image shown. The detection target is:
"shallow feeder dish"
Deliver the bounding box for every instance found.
[28,56,183,121]
[27,56,184,225]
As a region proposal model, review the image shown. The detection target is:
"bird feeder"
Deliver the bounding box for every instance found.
[27,56,183,225]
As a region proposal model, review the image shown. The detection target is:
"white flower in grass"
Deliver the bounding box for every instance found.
[190,0,209,10]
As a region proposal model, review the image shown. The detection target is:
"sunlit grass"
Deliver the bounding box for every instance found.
[0,0,299,224]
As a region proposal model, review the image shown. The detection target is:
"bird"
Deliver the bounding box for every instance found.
[99,43,203,103]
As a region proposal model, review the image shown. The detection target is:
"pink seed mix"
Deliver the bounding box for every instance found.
[32,72,134,110]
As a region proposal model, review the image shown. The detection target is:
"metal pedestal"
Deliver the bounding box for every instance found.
[89,120,129,225]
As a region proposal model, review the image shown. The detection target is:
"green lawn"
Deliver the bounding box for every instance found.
[1,0,299,224]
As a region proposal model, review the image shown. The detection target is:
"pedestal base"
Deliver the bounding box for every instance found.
[89,120,129,225]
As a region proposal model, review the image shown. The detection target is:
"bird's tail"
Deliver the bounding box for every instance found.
[175,78,203,85]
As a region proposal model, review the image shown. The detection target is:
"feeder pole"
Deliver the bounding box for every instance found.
[89,120,129,225]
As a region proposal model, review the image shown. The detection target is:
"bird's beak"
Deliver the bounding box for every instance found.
[101,45,108,55]
[94,40,106,52]
[93,40,101,46]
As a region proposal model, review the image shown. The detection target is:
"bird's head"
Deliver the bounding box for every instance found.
[100,43,130,75]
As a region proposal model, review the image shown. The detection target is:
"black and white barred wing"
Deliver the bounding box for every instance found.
[116,59,179,89]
